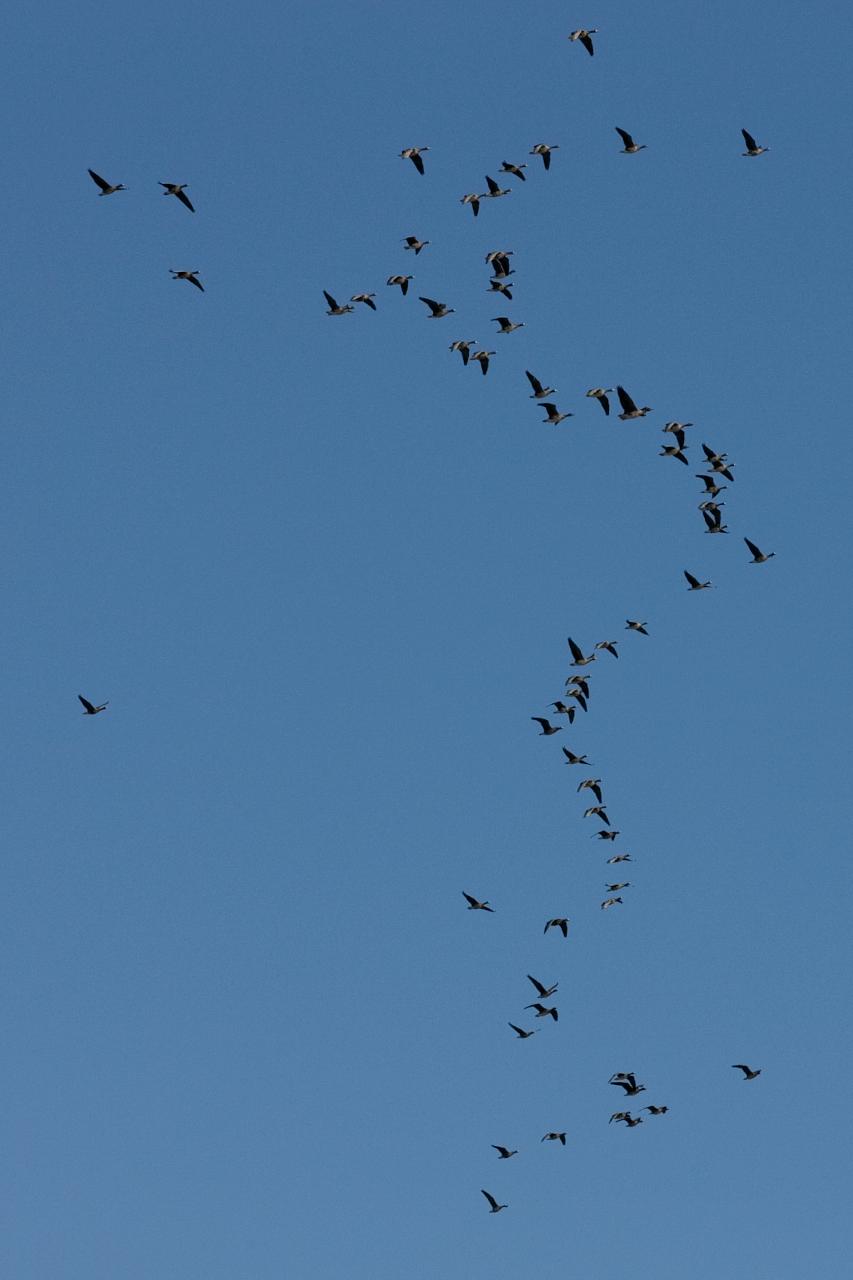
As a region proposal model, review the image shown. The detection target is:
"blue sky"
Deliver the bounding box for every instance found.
[3,1,852,1275]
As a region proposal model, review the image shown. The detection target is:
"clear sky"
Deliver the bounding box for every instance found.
[3,1,852,1276]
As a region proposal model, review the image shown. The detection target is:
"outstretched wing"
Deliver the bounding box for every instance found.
[616,385,637,414]
[176,188,195,212]
[741,129,757,152]
[615,128,634,148]
[87,169,110,192]
[78,694,96,713]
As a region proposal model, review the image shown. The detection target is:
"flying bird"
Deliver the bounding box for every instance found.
[732,1064,762,1080]
[171,269,204,292]
[530,143,559,170]
[606,882,631,892]
[78,694,108,715]
[702,508,729,535]
[387,274,413,295]
[609,1111,632,1125]
[615,127,647,154]
[550,701,575,723]
[323,289,353,315]
[741,128,768,157]
[482,174,511,199]
[460,193,481,217]
[744,537,775,563]
[538,402,573,425]
[532,716,562,736]
[527,974,558,999]
[583,806,610,824]
[595,830,620,841]
[626,620,648,635]
[500,161,527,181]
[160,182,194,211]
[420,296,455,318]
[684,570,712,591]
[616,386,652,419]
[568,637,596,667]
[563,746,591,766]
[462,892,494,912]
[404,236,429,254]
[508,1023,536,1039]
[470,350,495,375]
[350,293,377,310]
[601,896,623,910]
[568,28,597,55]
[586,388,612,415]
[643,1106,669,1115]
[488,279,514,299]
[492,1145,518,1159]
[660,442,689,465]
[88,168,126,195]
[595,640,618,659]
[493,316,524,334]
[400,146,429,174]
[610,1073,645,1095]
[450,340,476,365]
[525,1003,558,1021]
[541,1131,567,1144]
[577,778,603,803]
[607,852,632,864]
[544,918,569,937]
[481,1189,508,1213]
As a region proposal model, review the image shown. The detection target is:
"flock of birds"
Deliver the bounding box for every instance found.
[85,23,774,1223]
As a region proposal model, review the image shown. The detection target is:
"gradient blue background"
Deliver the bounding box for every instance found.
[3,2,851,1276]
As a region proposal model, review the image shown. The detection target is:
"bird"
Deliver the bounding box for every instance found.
[610,1073,645,1095]
[623,1115,644,1127]
[419,296,455,318]
[615,127,646,154]
[541,1131,567,1144]
[500,161,527,182]
[530,143,559,170]
[538,402,573,425]
[488,254,514,279]
[702,508,729,534]
[744,537,775,563]
[595,640,618,659]
[160,182,194,211]
[595,829,620,840]
[568,637,596,667]
[643,1106,669,1115]
[550,701,575,724]
[532,716,562,736]
[450,340,476,365]
[584,806,610,824]
[741,128,768,157]
[696,474,727,497]
[601,896,623,910]
[701,444,735,481]
[586,388,612,415]
[606,882,631,892]
[323,289,353,315]
[492,1146,517,1159]
[577,778,603,803]
[485,249,514,265]
[87,168,126,195]
[569,28,597,55]
[663,420,694,434]
[626,620,648,635]
[607,852,632,864]
[563,747,591,766]
[171,270,204,292]
[525,1003,558,1021]
[684,570,712,591]
[508,1023,536,1039]
[493,316,524,334]
[732,1064,762,1080]
[350,293,377,310]
[482,174,511,199]
[387,275,413,295]
[566,675,591,696]
[78,694,108,715]
[616,386,652,419]
[565,688,588,713]
[660,442,689,465]
[527,974,558,999]
[403,236,429,254]
[470,350,495,376]
[544,918,569,937]
[488,279,514,299]
[400,146,429,174]
[524,372,556,401]
[462,892,494,912]
[482,1190,508,1214]
[460,193,481,217]
[609,1111,632,1125]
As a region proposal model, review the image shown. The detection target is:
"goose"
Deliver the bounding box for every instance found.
[606,852,632,864]
[702,443,734,478]
[525,1003,558,1021]
[695,474,727,498]
[609,1111,632,1124]
[500,161,527,181]
[577,778,603,803]
[88,168,126,195]
[532,716,562,736]
[699,500,725,515]
[565,688,587,712]
[508,1023,536,1039]
[606,882,630,892]
[732,1063,761,1080]
[615,127,646,154]
[610,1073,645,1095]
[470,350,495,375]
[460,193,481,217]
[527,371,556,399]
[403,236,429,254]
[539,402,573,425]
[660,442,689,465]
[562,746,591,766]
[488,279,513,298]
[323,289,353,315]
[78,694,108,715]
[744,537,775,563]
[601,896,623,910]
[350,293,377,310]
[527,974,558,999]
[492,1146,518,1159]
[450,340,476,365]
[568,637,596,667]
[684,570,712,591]
[160,182,194,211]
[485,249,514,265]
[551,699,576,724]
[493,316,524,334]
[171,269,204,292]
[482,174,511,199]
[586,387,612,415]
[400,146,429,174]
[595,640,618,659]
[625,620,648,635]
[616,386,652,419]
[462,892,494,912]
[623,1114,644,1127]
[481,1189,508,1213]
[544,917,569,937]
[595,829,620,841]
[530,143,559,170]
[419,296,455,318]
[569,28,597,55]
[741,129,768,157]
[566,674,591,695]
[541,1132,566,1144]
[642,1105,669,1115]
[663,420,694,434]
[489,256,514,279]
[702,508,728,534]
[583,806,610,824]
[387,274,413,295]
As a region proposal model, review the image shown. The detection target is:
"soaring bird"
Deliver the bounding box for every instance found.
[601,897,623,910]
[745,537,775,563]
[525,1003,558,1021]
[550,701,575,724]
[660,442,689,465]
[482,174,511,199]
[481,1189,508,1213]
[450,340,476,365]
[615,127,646,154]
[616,386,652,419]
[460,193,481,217]
[470,350,495,376]
[462,892,494,912]
[606,852,632,864]
[404,236,429,254]
[400,146,429,174]
[569,28,597,55]
[663,420,694,434]
[160,182,194,211]
[508,1023,536,1039]
[531,716,562,736]
[626,620,648,635]
[696,473,727,497]
[732,1063,762,1080]
[565,688,588,713]
[350,293,377,310]
[562,746,591,766]
[583,806,610,824]
[684,570,712,591]
[568,637,596,667]
[586,387,612,415]
[323,289,352,315]
[78,694,108,715]
[88,168,126,195]
[387,274,413,295]
[171,269,204,292]
[741,128,768,157]
[577,778,603,803]
[539,402,573,425]
[419,296,455,318]
[493,316,524,334]
[595,640,618,659]
[500,161,527,181]
[544,918,569,937]
[541,1131,567,1144]
[526,371,557,400]
[610,1073,645,1095]
[643,1105,669,1115]
[530,143,559,170]
[491,1145,517,1159]
[527,974,558,999]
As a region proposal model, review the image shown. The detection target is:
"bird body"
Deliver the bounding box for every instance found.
[500,161,527,181]
[741,129,768,157]
[508,1023,536,1039]
[601,896,623,910]
[541,1131,567,1144]
[470,350,495,375]
[450,339,476,365]
[745,537,775,563]
[586,387,612,415]
[404,236,429,254]
[462,892,494,912]
[626,620,648,635]
[323,289,352,315]
[493,316,524,334]
[78,694,108,715]
[482,175,511,199]
[525,1003,558,1021]
[527,974,558,998]
[525,370,555,400]
[616,127,646,154]
[684,570,712,591]
[492,1146,517,1159]
[616,386,651,419]
[351,293,377,310]
[568,637,596,667]
[460,193,481,217]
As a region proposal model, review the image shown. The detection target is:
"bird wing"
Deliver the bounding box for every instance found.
[527,974,547,996]
[598,394,610,415]
[508,1023,525,1036]
[78,695,96,713]
[526,371,543,394]
[580,33,594,55]
[481,1189,499,1209]
[323,291,338,309]
[411,152,425,174]
[615,128,634,147]
[684,570,700,588]
[567,637,585,663]
[419,296,440,314]
[542,150,551,170]
[88,169,110,191]
[558,920,568,936]
[744,537,762,558]
[176,188,195,212]
[485,174,499,194]
[188,274,204,291]
[462,892,477,907]
[741,129,758,151]
[616,385,637,414]
[531,717,551,730]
